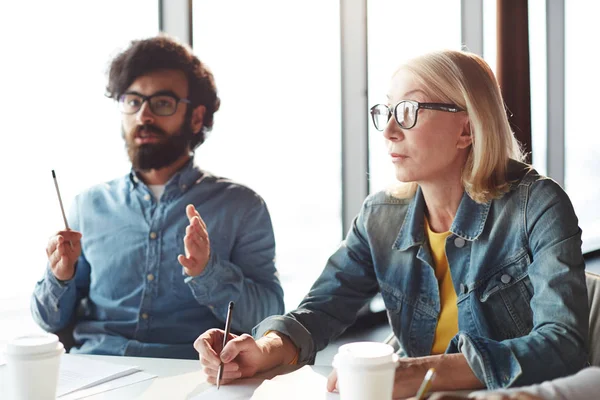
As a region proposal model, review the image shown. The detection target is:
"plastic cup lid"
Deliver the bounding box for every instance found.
[334,341,396,367]
[6,333,63,356]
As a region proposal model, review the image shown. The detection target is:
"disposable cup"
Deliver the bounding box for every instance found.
[332,341,399,400]
[5,333,64,400]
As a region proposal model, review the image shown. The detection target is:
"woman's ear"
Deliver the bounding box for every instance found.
[191,105,206,135]
[457,119,472,149]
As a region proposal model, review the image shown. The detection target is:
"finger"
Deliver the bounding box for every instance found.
[184,233,206,256]
[219,334,255,363]
[326,369,338,392]
[178,254,194,271]
[186,204,205,229]
[194,213,207,231]
[185,225,205,245]
[188,223,209,246]
[47,235,61,256]
[57,230,83,242]
[194,330,223,365]
[202,362,241,379]
[206,374,242,386]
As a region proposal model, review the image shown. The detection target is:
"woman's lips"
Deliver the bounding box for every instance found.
[390,153,408,162]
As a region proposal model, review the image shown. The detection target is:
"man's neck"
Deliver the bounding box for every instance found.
[136,154,192,185]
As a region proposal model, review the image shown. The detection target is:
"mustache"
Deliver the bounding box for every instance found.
[136,124,167,137]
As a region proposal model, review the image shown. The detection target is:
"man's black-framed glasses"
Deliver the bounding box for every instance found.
[370,100,465,131]
[118,92,191,116]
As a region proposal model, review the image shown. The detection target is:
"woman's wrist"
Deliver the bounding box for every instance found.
[259,331,299,368]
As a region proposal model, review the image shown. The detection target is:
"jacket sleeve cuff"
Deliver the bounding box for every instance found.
[252,315,316,365]
[44,265,74,305]
[450,332,523,389]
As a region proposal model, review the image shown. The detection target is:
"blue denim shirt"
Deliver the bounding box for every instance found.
[254,161,589,389]
[32,160,284,359]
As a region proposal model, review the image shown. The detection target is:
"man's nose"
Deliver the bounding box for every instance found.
[135,101,155,125]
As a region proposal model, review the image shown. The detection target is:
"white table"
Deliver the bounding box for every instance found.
[0,354,332,399]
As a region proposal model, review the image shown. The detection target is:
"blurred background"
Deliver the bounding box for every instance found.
[1,0,598,347]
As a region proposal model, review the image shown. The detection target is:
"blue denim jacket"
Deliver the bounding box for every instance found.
[32,160,284,359]
[254,161,589,389]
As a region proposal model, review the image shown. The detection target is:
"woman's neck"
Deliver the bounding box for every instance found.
[420,176,464,233]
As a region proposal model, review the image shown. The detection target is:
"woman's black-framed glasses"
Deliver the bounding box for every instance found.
[118,92,191,116]
[370,100,465,131]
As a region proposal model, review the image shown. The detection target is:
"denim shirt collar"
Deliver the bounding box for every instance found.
[393,185,491,251]
[127,158,205,196]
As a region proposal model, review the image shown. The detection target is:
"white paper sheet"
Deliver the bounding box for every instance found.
[191,378,265,399]
[191,366,338,400]
[56,355,141,397]
[251,366,338,399]
[59,371,156,399]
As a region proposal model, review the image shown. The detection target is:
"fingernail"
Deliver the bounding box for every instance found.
[221,352,231,362]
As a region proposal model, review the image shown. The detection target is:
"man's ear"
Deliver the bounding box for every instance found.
[190,105,206,135]
[457,119,472,149]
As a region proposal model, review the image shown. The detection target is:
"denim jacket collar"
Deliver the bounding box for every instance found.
[393,185,491,251]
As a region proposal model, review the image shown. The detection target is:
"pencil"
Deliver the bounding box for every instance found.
[52,170,72,249]
[217,301,235,390]
[415,368,436,400]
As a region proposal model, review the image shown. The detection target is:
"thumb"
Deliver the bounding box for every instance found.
[326,368,338,392]
[220,334,252,363]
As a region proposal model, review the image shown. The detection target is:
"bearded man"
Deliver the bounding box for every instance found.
[31,35,284,359]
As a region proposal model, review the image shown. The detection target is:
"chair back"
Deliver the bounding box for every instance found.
[586,271,600,366]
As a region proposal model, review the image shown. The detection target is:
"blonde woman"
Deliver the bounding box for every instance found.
[194,50,589,397]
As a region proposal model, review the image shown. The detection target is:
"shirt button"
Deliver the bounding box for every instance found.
[147,274,154,281]
[460,283,468,294]
[144,194,151,201]
[141,313,148,320]
[150,232,157,239]
[454,237,466,248]
[500,274,512,284]
[181,184,187,190]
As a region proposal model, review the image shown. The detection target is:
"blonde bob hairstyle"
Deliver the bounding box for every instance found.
[389,50,524,204]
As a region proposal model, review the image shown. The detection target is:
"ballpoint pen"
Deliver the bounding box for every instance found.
[52,170,73,248]
[415,368,436,400]
[217,301,235,390]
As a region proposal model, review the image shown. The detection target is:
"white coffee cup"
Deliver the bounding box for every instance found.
[5,333,65,400]
[332,341,399,400]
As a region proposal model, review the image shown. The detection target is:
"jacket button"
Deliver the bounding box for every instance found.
[454,237,466,248]
[500,274,512,284]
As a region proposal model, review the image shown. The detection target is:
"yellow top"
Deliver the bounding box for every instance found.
[424,217,459,354]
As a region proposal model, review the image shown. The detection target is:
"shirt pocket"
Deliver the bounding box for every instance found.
[380,283,403,334]
[477,251,534,339]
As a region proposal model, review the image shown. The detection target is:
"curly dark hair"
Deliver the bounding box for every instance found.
[106,35,220,149]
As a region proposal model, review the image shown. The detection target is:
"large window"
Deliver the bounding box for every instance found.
[0,1,159,341]
[566,2,600,253]
[367,0,462,194]
[192,1,343,310]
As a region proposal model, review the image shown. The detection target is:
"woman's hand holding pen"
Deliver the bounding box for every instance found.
[46,230,82,281]
[195,329,297,386]
[178,204,210,276]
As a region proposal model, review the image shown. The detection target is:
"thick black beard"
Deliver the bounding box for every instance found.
[124,122,194,171]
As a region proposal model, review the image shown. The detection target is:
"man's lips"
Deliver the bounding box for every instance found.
[135,136,161,144]
[134,128,163,144]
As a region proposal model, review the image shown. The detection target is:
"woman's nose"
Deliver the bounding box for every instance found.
[382,117,403,141]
